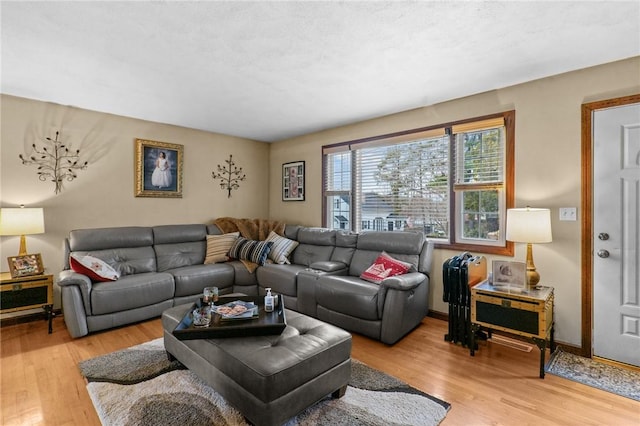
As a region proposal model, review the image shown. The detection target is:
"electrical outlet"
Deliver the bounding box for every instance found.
[559,207,577,221]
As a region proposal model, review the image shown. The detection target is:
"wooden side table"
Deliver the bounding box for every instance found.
[0,272,54,333]
[470,281,555,378]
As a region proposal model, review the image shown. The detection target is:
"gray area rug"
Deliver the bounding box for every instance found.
[79,338,450,425]
[545,349,640,401]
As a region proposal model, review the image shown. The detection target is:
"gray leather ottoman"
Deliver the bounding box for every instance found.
[162,303,352,426]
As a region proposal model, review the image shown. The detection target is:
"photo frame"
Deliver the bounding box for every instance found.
[492,260,527,289]
[135,139,183,198]
[8,253,44,278]
[282,161,305,201]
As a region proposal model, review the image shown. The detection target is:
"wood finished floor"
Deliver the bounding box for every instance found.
[1,315,638,425]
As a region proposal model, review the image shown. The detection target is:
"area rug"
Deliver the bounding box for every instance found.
[545,349,640,401]
[79,338,450,425]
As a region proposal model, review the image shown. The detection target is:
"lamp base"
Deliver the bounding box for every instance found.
[18,234,28,256]
[526,268,540,288]
[525,243,540,288]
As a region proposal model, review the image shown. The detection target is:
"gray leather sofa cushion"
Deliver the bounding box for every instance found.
[170,264,235,297]
[356,230,424,254]
[291,229,337,267]
[91,272,175,315]
[73,246,157,276]
[153,224,207,244]
[154,225,207,271]
[316,275,380,320]
[69,227,153,251]
[155,241,206,271]
[256,264,307,296]
[331,231,357,265]
[229,261,259,287]
[284,224,301,240]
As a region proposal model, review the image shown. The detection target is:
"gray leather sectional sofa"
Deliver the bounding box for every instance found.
[58,222,434,343]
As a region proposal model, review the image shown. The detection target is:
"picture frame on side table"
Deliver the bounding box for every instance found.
[492,260,527,289]
[8,253,44,278]
[282,161,305,201]
[135,139,183,198]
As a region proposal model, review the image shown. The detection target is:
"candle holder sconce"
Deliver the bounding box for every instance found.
[19,130,88,194]
[212,154,246,198]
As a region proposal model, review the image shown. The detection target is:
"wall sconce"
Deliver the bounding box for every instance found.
[19,130,88,194]
[506,207,553,288]
[212,155,246,198]
[0,205,45,256]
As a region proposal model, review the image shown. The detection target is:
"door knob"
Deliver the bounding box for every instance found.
[598,233,609,241]
[597,249,610,258]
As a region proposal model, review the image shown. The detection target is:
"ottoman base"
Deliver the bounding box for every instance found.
[162,304,352,426]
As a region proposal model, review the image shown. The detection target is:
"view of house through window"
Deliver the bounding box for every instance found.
[322,111,514,253]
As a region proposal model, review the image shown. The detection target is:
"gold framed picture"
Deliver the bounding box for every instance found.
[8,253,44,278]
[135,139,183,198]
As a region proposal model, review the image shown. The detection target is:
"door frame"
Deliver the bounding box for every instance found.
[580,93,640,357]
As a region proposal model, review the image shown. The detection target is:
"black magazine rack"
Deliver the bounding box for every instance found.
[442,252,486,348]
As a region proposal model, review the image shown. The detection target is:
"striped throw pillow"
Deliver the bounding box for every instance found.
[265,231,299,264]
[228,237,274,266]
[204,232,240,264]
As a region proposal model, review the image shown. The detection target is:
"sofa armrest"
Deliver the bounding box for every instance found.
[378,272,429,344]
[58,270,93,315]
[58,269,92,288]
[377,272,427,325]
[308,261,348,273]
[380,272,426,291]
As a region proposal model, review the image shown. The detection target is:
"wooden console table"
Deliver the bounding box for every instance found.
[470,281,554,378]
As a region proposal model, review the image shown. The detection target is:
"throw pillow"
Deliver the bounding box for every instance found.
[228,237,274,266]
[204,232,240,264]
[265,231,299,264]
[360,251,412,284]
[69,253,120,282]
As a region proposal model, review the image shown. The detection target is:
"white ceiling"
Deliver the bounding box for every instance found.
[2,1,639,142]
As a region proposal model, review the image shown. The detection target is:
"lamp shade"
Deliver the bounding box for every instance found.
[505,207,552,243]
[0,208,45,236]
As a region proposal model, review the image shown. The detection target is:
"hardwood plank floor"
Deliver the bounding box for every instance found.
[1,315,638,425]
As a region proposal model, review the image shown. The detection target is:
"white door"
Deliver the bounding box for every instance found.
[593,103,640,367]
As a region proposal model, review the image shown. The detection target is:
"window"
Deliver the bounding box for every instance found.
[322,111,514,254]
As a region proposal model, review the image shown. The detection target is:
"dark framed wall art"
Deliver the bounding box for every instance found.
[135,139,183,198]
[282,161,305,201]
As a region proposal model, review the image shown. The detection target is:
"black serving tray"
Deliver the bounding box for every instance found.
[173,294,286,340]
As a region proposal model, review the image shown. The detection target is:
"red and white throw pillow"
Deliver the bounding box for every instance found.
[360,251,412,284]
[70,253,120,282]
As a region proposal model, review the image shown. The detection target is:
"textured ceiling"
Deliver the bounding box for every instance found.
[2,1,639,142]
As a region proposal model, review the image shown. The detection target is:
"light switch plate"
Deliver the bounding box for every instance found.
[559,207,577,221]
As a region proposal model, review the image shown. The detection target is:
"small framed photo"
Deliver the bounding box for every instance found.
[8,253,44,278]
[283,161,305,201]
[135,139,183,198]
[492,260,527,289]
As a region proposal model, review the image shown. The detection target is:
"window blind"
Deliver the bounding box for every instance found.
[453,125,505,188]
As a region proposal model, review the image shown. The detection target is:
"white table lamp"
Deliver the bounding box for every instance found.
[0,206,45,256]
[505,207,552,287]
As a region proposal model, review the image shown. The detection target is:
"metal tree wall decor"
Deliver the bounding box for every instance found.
[212,155,246,198]
[19,130,88,194]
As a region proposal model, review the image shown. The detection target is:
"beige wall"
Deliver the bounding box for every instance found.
[1,95,270,309]
[2,58,638,345]
[269,57,640,347]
